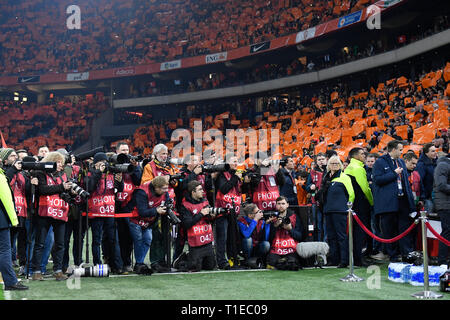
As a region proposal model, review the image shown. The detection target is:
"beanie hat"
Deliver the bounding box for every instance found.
[93,152,108,164]
[0,148,15,161]
[56,148,69,157]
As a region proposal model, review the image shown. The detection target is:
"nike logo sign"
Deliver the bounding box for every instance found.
[20,77,35,83]
[252,43,267,53]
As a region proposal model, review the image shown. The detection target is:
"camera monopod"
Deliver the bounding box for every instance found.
[25,183,35,280]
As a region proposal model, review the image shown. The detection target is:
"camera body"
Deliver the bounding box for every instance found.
[60,178,90,204]
[164,197,181,224]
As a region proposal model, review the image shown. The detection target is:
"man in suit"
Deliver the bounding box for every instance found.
[372,140,417,262]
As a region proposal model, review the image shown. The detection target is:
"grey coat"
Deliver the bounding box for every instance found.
[433,156,450,212]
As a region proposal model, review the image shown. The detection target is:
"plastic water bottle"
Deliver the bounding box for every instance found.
[401,264,412,283]
[409,266,424,286]
[388,263,408,283]
[409,265,447,286]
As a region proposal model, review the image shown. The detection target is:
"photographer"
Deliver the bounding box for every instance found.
[266,196,303,270]
[214,155,245,269]
[180,181,216,271]
[2,149,38,274]
[128,176,170,274]
[173,154,209,262]
[140,144,176,272]
[57,149,87,273]
[87,152,125,274]
[245,152,285,212]
[115,142,142,273]
[32,152,73,281]
[238,203,274,267]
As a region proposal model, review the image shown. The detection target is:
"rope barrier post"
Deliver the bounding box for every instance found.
[340,202,363,282]
[411,210,443,299]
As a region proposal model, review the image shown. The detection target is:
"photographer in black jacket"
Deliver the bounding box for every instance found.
[32,152,73,281]
[244,152,285,212]
[179,180,216,271]
[267,196,303,270]
[214,155,246,269]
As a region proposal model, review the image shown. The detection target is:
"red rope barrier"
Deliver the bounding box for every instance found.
[425,221,450,246]
[81,212,138,218]
[352,212,418,244]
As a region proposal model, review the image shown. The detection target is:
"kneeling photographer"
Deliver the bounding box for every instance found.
[32,151,74,281]
[267,196,303,270]
[238,203,276,268]
[128,176,171,274]
[179,181,217,271]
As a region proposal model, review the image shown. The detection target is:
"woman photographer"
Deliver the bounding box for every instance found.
[32,151,73,281]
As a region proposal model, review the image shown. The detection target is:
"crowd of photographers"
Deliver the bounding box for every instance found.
[0,137,449,290]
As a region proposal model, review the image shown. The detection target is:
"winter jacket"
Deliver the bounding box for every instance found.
[372,154,416,215]
[416,153,437,199]
[433,156,450,212]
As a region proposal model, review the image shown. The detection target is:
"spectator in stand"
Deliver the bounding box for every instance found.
[416,143,438,213]
[372,140,416,262]
[433,153,450,266]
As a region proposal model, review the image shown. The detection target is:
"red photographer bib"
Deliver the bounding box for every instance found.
[88,173,116,217]
[252,169,279,211]
[38,174,70,222]
[182,199,213,247]
[10,173,27,217]
[116,174,135,208]
[215,172,242,214]
[270,214,298,255]
[130,182,165,229]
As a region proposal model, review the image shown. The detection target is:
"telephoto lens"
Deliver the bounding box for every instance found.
[72,264,109,277]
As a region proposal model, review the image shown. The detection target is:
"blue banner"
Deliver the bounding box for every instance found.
[338,10,362,28]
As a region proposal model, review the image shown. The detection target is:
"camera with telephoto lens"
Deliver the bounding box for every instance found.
[242,170,259,180]
[74,146,104,162]
[68,178,90,200]
[21,161,57,173]
[163,197,181,224]
[169,172,185,182]
[106,154,136,173]
[71,264,109,277]
[262,211,278,221]
[205,206,232,217]
[60,179,90,204]
[107,163,136,174]
[202,163,230,174]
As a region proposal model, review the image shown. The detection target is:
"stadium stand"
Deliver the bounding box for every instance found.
[0,0,378,76]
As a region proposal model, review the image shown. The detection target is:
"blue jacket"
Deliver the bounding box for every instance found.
[323,170,355,214]
[416,154,437,199]
[372,154,416,215]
